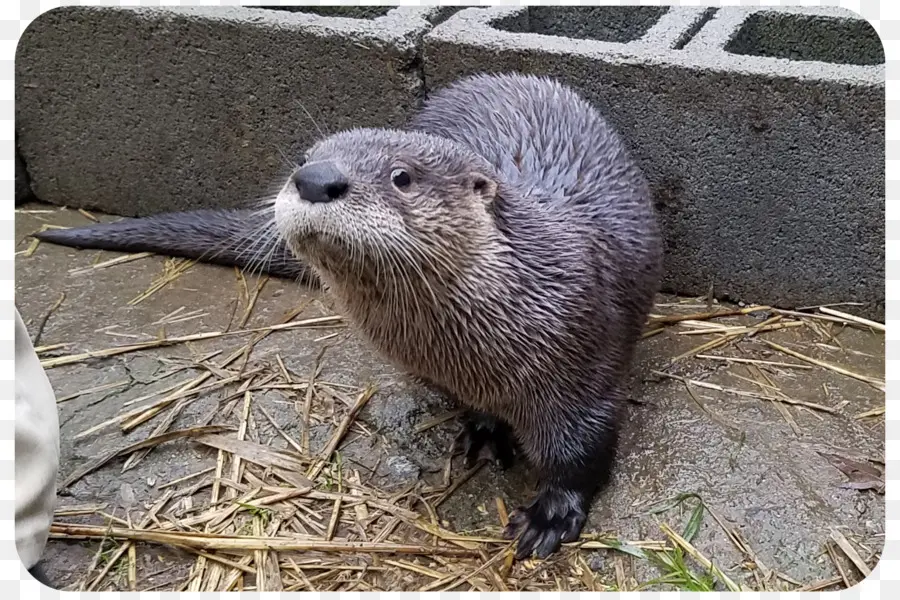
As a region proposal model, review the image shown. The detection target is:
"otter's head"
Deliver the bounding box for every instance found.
[274,128,502,282]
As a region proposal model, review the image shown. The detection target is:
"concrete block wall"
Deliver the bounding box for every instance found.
[15,5,449,215]
[14,6,885,318]
[424,6,884,319]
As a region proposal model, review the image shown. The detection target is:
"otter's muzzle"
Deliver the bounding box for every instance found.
[292,161,349,204]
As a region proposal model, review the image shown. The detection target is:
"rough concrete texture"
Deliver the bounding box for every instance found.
[13,5,885,318]
[16,206,885,591]
[423,6,884,320]
[15,5,443,216]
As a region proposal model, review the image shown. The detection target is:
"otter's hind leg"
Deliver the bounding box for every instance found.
[503,414,619,560]
[456,410,518,469]
[413,376,518,469]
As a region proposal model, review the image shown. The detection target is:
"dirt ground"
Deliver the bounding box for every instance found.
[15,205,885,592]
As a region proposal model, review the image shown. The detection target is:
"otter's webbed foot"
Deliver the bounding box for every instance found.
[456,410,517,469]
[502,486,589,560]
[502,419,617,560]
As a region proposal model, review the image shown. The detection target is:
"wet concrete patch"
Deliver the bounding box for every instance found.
[15,205,884,591]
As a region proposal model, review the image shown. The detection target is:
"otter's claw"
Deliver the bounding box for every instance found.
[456,411,517,469]
[502,488,588,560]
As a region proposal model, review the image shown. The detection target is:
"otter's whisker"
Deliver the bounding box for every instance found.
[273,144,298,171]
[295,99,328,140]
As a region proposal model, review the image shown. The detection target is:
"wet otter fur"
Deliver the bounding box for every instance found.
[33,72,663,559]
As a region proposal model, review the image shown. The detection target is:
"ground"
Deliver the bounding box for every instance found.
[14,205,885,592]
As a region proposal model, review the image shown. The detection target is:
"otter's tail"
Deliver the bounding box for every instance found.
[32,208,314,283]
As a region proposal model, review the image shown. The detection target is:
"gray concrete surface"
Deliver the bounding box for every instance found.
[13,6,885,318]
[15,206,885,591]
[422,5,884,320]
[14,5,444,216]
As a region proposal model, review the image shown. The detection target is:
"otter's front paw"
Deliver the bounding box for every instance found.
[456,411,517,469]
[502,488,587,559]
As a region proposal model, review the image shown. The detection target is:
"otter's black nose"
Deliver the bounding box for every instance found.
[292,161,349,204]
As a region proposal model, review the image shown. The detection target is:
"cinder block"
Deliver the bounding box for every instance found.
[424,6,885,318]
[15,6,442,216]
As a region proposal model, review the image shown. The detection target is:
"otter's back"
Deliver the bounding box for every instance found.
[409,73,643,214]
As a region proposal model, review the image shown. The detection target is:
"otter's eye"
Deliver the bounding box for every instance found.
[391,169,412,190]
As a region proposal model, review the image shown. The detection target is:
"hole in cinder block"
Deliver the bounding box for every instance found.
[260,6,393,20]
[724,12,884,66]
[493,7,669,44]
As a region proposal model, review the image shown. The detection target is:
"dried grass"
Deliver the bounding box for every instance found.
[49,330,671,592]
[761,340,885,392]
[651,371,838,414]
[40,315,344,369]
[129,258,198,305]
[69,252,154,275]
[32,241,883,592]
[817,307,884,332]
[658,522,745,592]
[829,529,872,577]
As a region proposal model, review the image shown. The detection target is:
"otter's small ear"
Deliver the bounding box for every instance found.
[470,173,499,205]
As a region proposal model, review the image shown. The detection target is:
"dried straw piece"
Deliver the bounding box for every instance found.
[825,541,851,588]
[61,425,232,489]
[158,467,216,490]
[129,258,197,305]
[495,497,509,527]
[683,382,741,433]
[658,523,744,592]
[20,224,68,257]
[34,342,70,354]
[675,322,802,336]
[670,335,733,363]
[122,374,220,432]
[383,559,446,579]
[795,576,844,592]
[648,305,771,325]
[773,308,880,331]
[74,380,189,440]
[257,403,307,455]
[31,292,66,346]
[829,529,871,577]
[49,523,481,557]
[85,490,174,591]
[325,498,342,541]
[415,410,464,433]
[818,307,884,332]
[652,370,837,414]
[854,406,885,420]
[123,397,195,471]
[193,551,257,574]
[56,380,131,404]
[69,252,154,275]
[40,315,344,369]
[760,340,885,391]
[433,462,485,507]
[641,327,665,339]
[302,345,329,454]
[694,355,811,370]
[194,435,309,474]
[55,504,109,517]
[77,208,99,222]
[307,385,377,480]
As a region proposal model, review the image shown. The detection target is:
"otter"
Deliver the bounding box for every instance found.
[32,72,663,559]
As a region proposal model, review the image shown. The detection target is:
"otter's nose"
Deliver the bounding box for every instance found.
[292,161,349,204]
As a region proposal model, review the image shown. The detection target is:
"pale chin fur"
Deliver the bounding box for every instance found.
[273,179,328,249]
